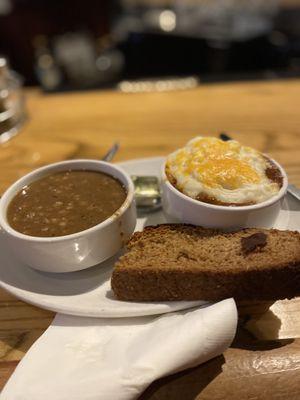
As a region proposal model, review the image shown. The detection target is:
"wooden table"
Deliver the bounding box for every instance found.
[1,80,300,399]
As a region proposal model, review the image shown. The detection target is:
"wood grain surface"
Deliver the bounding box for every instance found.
[0,80,300,398]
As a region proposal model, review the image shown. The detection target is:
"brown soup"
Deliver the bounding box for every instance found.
[7,170,127,237]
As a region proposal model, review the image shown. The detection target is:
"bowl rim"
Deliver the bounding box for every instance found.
[162,155,288,211]
[0,159,135,242]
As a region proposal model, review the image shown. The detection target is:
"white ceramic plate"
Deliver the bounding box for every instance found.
[0,157,299,318]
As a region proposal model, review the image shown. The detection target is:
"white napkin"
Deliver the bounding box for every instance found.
[1,299,237,400]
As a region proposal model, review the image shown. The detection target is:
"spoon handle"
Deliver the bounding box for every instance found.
[101,142,120,162]
[288,184,300,202]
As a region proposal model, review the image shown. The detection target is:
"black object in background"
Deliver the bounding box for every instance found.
[0,0,111,85]
[117,32,288,80]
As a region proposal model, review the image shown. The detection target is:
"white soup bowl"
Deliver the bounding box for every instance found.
[0,160,136,272]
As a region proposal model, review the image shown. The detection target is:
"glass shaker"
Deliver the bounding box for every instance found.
[0,57,26,143]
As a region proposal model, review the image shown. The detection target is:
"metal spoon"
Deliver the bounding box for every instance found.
[101,142,120,162]
[287,184,300,202]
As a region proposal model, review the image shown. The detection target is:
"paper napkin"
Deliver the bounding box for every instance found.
[1,299,237,400]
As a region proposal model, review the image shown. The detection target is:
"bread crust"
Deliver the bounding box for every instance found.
[111,224,300,302]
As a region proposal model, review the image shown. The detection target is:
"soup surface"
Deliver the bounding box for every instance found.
[7,170,127,237]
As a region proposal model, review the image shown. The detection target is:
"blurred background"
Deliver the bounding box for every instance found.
[0,0,300,93]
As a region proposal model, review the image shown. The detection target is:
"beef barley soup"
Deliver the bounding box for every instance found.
[7,170,127,237]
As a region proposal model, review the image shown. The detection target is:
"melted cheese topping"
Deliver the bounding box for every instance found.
[166,137,281,205]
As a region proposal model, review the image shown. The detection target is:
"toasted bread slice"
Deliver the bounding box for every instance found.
[111,224,300,301]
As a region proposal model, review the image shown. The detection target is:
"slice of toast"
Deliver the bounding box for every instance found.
[111,224,300,301]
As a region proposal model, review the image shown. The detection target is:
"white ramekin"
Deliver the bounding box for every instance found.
[161,157,288,230]
[0,160,136,272]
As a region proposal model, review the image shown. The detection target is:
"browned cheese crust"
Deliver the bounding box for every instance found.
[165,155,283,207]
